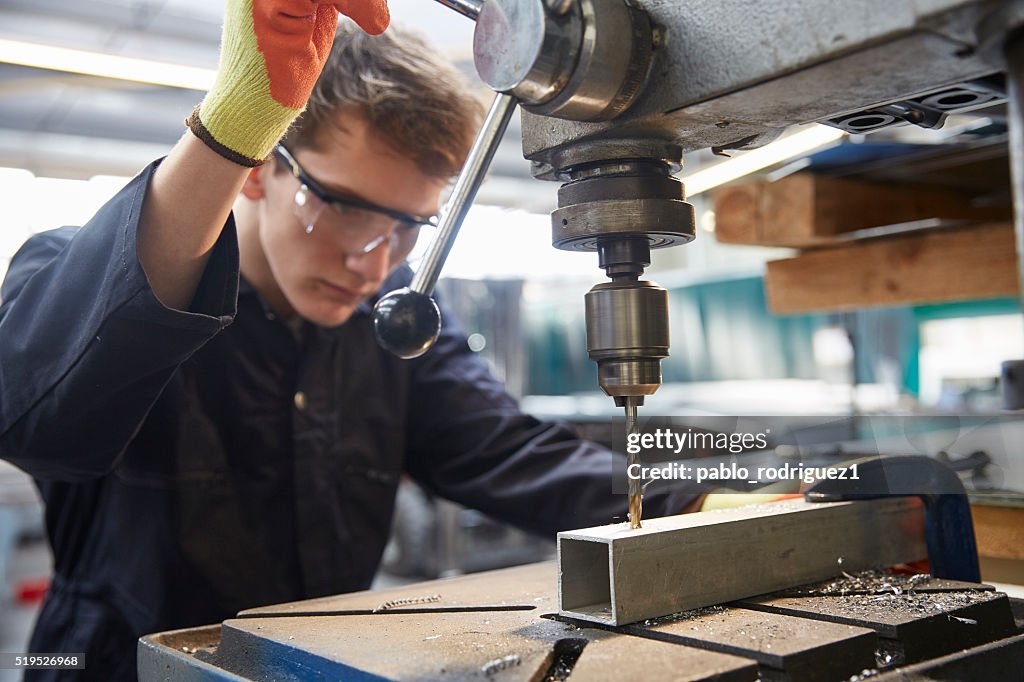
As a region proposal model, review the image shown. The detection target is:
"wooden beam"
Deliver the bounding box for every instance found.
[713,173,1009,248]
[972,504,1024,561]
[558,498,926,626]
[764,223,1019,314]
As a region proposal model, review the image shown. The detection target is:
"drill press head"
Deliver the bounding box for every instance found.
[468,0,697,407]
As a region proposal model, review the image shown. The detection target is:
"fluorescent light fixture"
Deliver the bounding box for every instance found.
[682,124,847,197]
[0,38,215,91]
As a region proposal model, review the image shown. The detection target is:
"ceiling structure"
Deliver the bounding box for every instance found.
[0,0,1011,217]
[0,0,560,211]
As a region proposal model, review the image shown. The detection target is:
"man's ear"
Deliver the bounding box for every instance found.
[241,165,267,200]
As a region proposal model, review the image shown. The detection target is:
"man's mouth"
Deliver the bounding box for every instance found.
[318,280,362,304]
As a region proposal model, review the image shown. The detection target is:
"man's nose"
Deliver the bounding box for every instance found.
[345,237,392,282]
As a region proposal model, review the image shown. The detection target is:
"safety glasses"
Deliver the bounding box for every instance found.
[273,145,438,258]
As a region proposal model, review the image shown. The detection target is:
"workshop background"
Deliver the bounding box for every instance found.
[1,0,1023,675]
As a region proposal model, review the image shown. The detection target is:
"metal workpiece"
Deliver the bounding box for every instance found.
[372,93,517,359]
[557,497,928,626]
[473,0,654,121]
[519,0,1002,161]
[585,279,668,398]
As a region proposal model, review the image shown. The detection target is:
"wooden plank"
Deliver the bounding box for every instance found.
[712,173,1009,248]
[972,504,1024,561]
[558,498,927,626]
[763,222,1019,314]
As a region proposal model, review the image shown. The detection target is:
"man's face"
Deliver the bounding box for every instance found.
[248,115,447,327]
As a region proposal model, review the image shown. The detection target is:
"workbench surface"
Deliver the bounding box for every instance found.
[139,561,1023,681]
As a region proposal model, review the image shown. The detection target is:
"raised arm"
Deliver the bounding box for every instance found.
[140,0,390,310]
[0,0,389,479]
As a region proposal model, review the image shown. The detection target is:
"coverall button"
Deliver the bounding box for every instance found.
[294,391,307,411]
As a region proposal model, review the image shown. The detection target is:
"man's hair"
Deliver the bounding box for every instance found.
[281,22,485,179]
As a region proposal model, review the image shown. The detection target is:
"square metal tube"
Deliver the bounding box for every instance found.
[558,498,927,626]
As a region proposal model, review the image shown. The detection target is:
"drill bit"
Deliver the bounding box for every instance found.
[624,396,643,529]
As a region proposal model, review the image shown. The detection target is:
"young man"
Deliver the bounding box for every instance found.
[0,3,698,679]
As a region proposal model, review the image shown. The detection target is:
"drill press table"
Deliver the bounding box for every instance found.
[139,561,1023,682]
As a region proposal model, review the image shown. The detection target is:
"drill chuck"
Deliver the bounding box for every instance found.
[584,279,669,398]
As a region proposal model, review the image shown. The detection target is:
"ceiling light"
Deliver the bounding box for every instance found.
[682,124,847,197]
[0,39,215,91]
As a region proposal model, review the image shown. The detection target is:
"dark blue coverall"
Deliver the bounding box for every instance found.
[0,162,699,680]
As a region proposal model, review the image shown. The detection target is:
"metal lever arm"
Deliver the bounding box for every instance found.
[432,0,483,20]
[372,93,518,358]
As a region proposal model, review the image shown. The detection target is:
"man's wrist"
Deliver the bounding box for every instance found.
[185,107,266,168]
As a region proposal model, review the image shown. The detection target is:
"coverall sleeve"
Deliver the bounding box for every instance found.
[403,313,703,536]
[0,161,239,481]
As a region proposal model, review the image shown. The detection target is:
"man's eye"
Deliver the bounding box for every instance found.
[327,202,365,217]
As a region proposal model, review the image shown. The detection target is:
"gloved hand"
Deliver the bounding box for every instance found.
[188,0,390,166]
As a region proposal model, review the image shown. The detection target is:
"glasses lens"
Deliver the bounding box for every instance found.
[293,183,425,262]
[293,185,323,234]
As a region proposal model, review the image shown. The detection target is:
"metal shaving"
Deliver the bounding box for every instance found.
[482,654,521,676]
[372,594,442,613]
[641,604,728,627]
[779,569,937,597]
[827,590,991,617]
[541,657,575,682]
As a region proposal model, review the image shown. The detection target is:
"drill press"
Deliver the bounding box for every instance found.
[374,0,695,528]
[554,160,693,526]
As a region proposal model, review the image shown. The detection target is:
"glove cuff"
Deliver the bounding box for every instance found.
[185,107,264,167]
[185,0,305,167]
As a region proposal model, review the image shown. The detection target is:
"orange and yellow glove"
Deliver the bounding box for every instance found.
[188,0,389,167]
